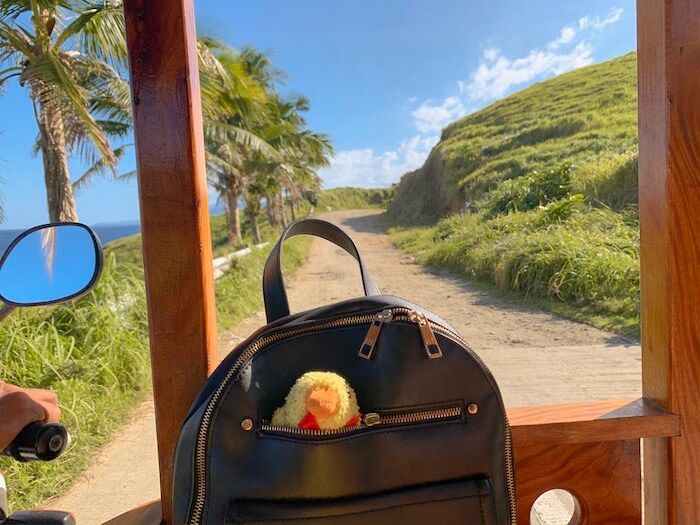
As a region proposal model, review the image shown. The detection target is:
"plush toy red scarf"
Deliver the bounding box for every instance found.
[298,412,361,430]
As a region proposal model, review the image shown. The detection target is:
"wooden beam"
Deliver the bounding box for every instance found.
[103,398,676,524]
[508,398,679,447]
[122,0,218,522]
[637,0,700,523]
[515,440,642,525]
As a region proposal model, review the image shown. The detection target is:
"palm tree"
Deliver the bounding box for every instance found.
[241,94,333,237]
[199,40,274,245]
[199,44,333,244]
[0,0,129,221]
[259,95,333,229]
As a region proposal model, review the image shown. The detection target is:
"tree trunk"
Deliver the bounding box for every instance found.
[276,193,287,228]
[289,195,296,221]
[266,192,286,230]
[248,209,261,244]
[266,194,276,226]
[225,185,241,245]
[37,100,78,222]
[245,195,262,244]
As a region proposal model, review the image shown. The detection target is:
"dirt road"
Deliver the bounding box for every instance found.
[221,210,640,407]
[49,209,640,524]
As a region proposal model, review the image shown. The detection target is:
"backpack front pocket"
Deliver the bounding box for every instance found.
[259,402,466,440]
[226,477,497,525]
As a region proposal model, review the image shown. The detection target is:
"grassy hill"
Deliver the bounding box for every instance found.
[389,52,637,223]
[387,53,640,336]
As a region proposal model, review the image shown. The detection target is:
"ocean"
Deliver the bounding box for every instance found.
[0,222,141,256]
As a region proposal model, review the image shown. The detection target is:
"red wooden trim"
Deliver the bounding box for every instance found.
[508,398,679,447]
[515,440,642,524]
[637,0,700,523]
[123,0,218,522]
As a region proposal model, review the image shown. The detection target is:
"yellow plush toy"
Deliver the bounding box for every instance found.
[271,371,361,430]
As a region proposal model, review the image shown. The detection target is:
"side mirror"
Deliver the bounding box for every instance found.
[0,223,103,306]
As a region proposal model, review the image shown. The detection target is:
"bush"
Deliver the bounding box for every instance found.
[484,163,573,216]
[389,206,640,336]
[0,256,150,510]
[1,217,313,511]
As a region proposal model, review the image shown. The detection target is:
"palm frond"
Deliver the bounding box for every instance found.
[23,51,115,167]
[73,143,129,189]
[55,0,126,67]
[203,120,277,158]
[0,18,35,58]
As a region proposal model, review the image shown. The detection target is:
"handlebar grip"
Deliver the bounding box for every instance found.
[3,510,76,524]
[1,423,70,462]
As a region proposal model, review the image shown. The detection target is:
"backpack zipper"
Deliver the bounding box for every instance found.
[260,405,463,437]
[357,309,443,360]
[187,307,516,525]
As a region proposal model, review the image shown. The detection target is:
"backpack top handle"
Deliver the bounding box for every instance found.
[263,218,381,323]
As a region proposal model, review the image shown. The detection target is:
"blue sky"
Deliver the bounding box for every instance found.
[0,0,636,228]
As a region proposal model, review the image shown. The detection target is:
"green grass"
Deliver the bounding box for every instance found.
[312,187,393,211]
[215,237,311,331]
[103,211,277,267]
[387,53,638,224]
[389,205,640,337]
[385,53,641,336]
[1,210,313,511]
[0,257,150,510]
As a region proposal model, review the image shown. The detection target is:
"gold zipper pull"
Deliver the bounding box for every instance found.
[358,309,393,359]
[363,412,381,426]
[410,311,443,359]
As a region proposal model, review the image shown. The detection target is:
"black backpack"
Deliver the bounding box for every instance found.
[173,218,516,525]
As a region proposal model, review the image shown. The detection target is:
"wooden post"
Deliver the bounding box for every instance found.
[637,0,700,522]
[123,1,218,523]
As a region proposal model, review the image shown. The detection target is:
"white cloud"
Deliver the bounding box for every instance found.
[483,48,499,61]
[322,7,624,190]
[412,96,466,133]
[320,135,439,188]
[579,7,624,30]
[466,42,594,101]
[548,26,576,50]
[460,7,624,102]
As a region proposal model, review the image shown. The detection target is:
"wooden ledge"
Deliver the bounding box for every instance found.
[508,398,680,447]
[101,399,678,524]
[102,500,161,525]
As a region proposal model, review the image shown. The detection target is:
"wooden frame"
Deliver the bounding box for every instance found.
[122,0,218,522]
[637,1,700,522]
[114,0,699,523]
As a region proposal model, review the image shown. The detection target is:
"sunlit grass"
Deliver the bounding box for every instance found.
[0,213,314,511]
[0,257,150,510]
[386,53,641,336]
[389,206,640,337]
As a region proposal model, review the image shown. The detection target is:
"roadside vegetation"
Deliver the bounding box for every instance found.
[311,187,394,211]
[388,53,641,336]
[0,180,384,509]
[0,210,311,509]
[0,0,357,510]
[0,257,149,509]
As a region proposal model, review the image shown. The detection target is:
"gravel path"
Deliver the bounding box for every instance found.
[48,209,641,524]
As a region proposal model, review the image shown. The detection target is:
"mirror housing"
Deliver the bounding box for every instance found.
[0,223,103,307]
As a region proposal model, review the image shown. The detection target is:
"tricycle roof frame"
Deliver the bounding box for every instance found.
[118,1,700,523]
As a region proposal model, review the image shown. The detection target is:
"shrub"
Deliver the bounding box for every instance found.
[389,206,641,336]
[484,163,573,216]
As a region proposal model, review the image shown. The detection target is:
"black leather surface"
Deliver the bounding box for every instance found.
[173,219,515,525]
[226,477,496,524]
[263,218,381,323]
